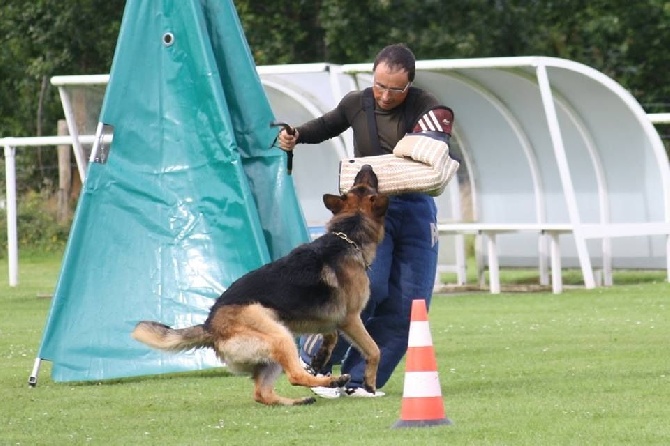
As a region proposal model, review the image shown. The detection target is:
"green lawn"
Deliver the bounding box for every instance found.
[1,252,669,445]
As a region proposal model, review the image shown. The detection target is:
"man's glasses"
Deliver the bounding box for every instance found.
[373,79,411,95]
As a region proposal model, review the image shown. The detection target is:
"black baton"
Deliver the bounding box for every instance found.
[270,121,295,175]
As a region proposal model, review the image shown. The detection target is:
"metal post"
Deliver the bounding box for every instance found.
[4,145,18,286]
[56,87,87,182]
[536,64,596,289]
[28,358,42,387]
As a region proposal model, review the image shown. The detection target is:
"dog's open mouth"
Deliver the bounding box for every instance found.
[351,164,379,192]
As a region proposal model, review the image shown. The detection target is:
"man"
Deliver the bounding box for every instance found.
[278,43,453,397]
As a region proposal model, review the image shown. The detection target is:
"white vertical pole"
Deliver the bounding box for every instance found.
[89,122,105,162]
[4,145,19,286]
[548,232,563,294]
[602,238,613,286]
[538,235,549,286]
[56,87,87,182]
[448,178,467,285]
[486,233,500,294]
[536,64,596,289]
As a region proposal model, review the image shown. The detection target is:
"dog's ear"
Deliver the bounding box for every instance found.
[323,194,345,214]
[371,194,390,219]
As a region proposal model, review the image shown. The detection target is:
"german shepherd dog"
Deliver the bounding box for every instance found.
[132,165,389,406]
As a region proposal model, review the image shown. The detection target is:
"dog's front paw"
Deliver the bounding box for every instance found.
[331,374,351,388]
[363,383,376,394]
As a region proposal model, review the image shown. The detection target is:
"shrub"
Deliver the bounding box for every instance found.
[0,189,71,257]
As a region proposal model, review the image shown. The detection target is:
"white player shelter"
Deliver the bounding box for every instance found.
[260,57,670,289]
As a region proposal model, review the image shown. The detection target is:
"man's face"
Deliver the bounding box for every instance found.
[372,62,411,111]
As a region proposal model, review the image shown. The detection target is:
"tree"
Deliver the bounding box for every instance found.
[0,0,126,190]
[235,0,326,64]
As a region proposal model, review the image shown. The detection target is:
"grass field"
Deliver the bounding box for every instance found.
[1,252,669,445]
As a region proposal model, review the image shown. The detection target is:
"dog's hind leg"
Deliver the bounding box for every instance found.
[270,330,351,390]
[253,362,316,406]
[225,305,350,400]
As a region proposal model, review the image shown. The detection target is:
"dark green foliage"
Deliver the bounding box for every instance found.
[235,0,326,64]
[0,0,126,190]
[0,191,71,255]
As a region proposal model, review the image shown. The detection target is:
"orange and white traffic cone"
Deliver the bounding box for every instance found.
[392,298,452,428]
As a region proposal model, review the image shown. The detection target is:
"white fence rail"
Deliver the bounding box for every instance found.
[1,135,110,286]
[648,113,670,124]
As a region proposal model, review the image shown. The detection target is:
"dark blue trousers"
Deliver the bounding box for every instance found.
[300,193,438,389]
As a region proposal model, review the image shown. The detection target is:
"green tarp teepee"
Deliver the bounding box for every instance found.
[32,0,309,383]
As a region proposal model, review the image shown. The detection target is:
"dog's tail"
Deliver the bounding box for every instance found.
[132,321,214,352]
